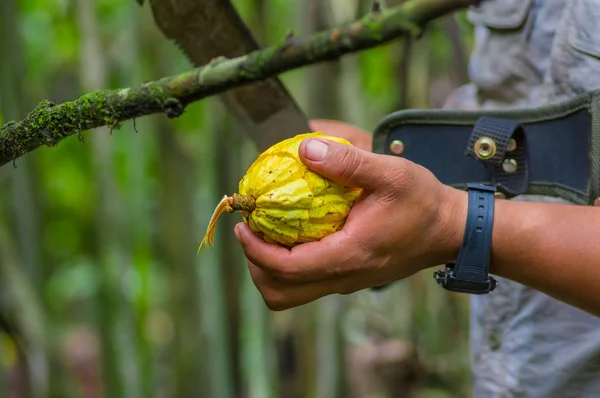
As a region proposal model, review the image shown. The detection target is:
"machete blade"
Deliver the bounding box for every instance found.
[146,0,311,151]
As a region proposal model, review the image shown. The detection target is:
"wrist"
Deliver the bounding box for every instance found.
[429,185,468,267]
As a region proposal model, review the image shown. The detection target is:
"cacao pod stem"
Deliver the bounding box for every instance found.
[198,194,256,254]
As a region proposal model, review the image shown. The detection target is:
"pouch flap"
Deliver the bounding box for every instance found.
[372,90,600,205]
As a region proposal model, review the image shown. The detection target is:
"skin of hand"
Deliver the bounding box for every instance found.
[233,119,467,310]
[235,120,600,316]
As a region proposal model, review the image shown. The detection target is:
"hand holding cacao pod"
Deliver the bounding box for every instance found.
[198,131,363,251]
[234,121,467,311]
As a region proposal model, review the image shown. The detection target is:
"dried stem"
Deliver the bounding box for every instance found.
[198,194,256,253]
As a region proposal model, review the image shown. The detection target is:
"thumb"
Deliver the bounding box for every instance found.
[298,138,393,190]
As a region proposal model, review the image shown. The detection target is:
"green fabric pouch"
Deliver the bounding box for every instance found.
[372,90,600,205]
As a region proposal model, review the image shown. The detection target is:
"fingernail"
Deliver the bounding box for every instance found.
[304,139,328,161]
[234,223,243,243]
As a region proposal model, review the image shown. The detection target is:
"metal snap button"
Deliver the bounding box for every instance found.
[507,138,517,152]
[502,159,518,173]
[390,140,404,155]
[474,137,496,160]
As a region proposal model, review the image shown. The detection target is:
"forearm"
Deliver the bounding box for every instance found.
[490,197,600,316]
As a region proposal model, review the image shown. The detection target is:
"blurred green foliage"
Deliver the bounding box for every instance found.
[0,0,475,397]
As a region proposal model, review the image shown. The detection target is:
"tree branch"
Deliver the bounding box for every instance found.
[0,0,480,167]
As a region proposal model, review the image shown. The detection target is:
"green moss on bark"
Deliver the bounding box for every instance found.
[0,83,183,165]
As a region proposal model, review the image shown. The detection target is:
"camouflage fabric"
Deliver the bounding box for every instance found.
[444,1,600,397]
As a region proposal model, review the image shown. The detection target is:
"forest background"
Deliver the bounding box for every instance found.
[0,0,476,397]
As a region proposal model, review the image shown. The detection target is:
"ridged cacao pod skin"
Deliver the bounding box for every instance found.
[198,132,363,251]
[239,132,363,247]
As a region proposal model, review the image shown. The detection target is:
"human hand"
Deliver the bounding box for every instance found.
[234,122,467,311]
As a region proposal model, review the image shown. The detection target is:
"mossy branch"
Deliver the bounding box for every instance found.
[0,0,480,167]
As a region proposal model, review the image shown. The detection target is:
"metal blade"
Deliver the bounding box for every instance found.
[147,0,311,150]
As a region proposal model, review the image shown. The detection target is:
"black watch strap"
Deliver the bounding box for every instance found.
[434,183,498,294]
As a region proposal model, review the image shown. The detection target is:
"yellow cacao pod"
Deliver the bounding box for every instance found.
[198,132,363,252]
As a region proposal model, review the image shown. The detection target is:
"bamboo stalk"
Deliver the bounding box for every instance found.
[75,0,135,396]
[122,4,155,397]
[150,38,205,397]
[238,164,275,395]
[0,0,49,396]
[304,1,347,397]
[197,100,236,398]
[235,2,278,397]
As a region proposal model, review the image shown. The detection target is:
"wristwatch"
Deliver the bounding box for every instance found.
[434,183,498,294]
